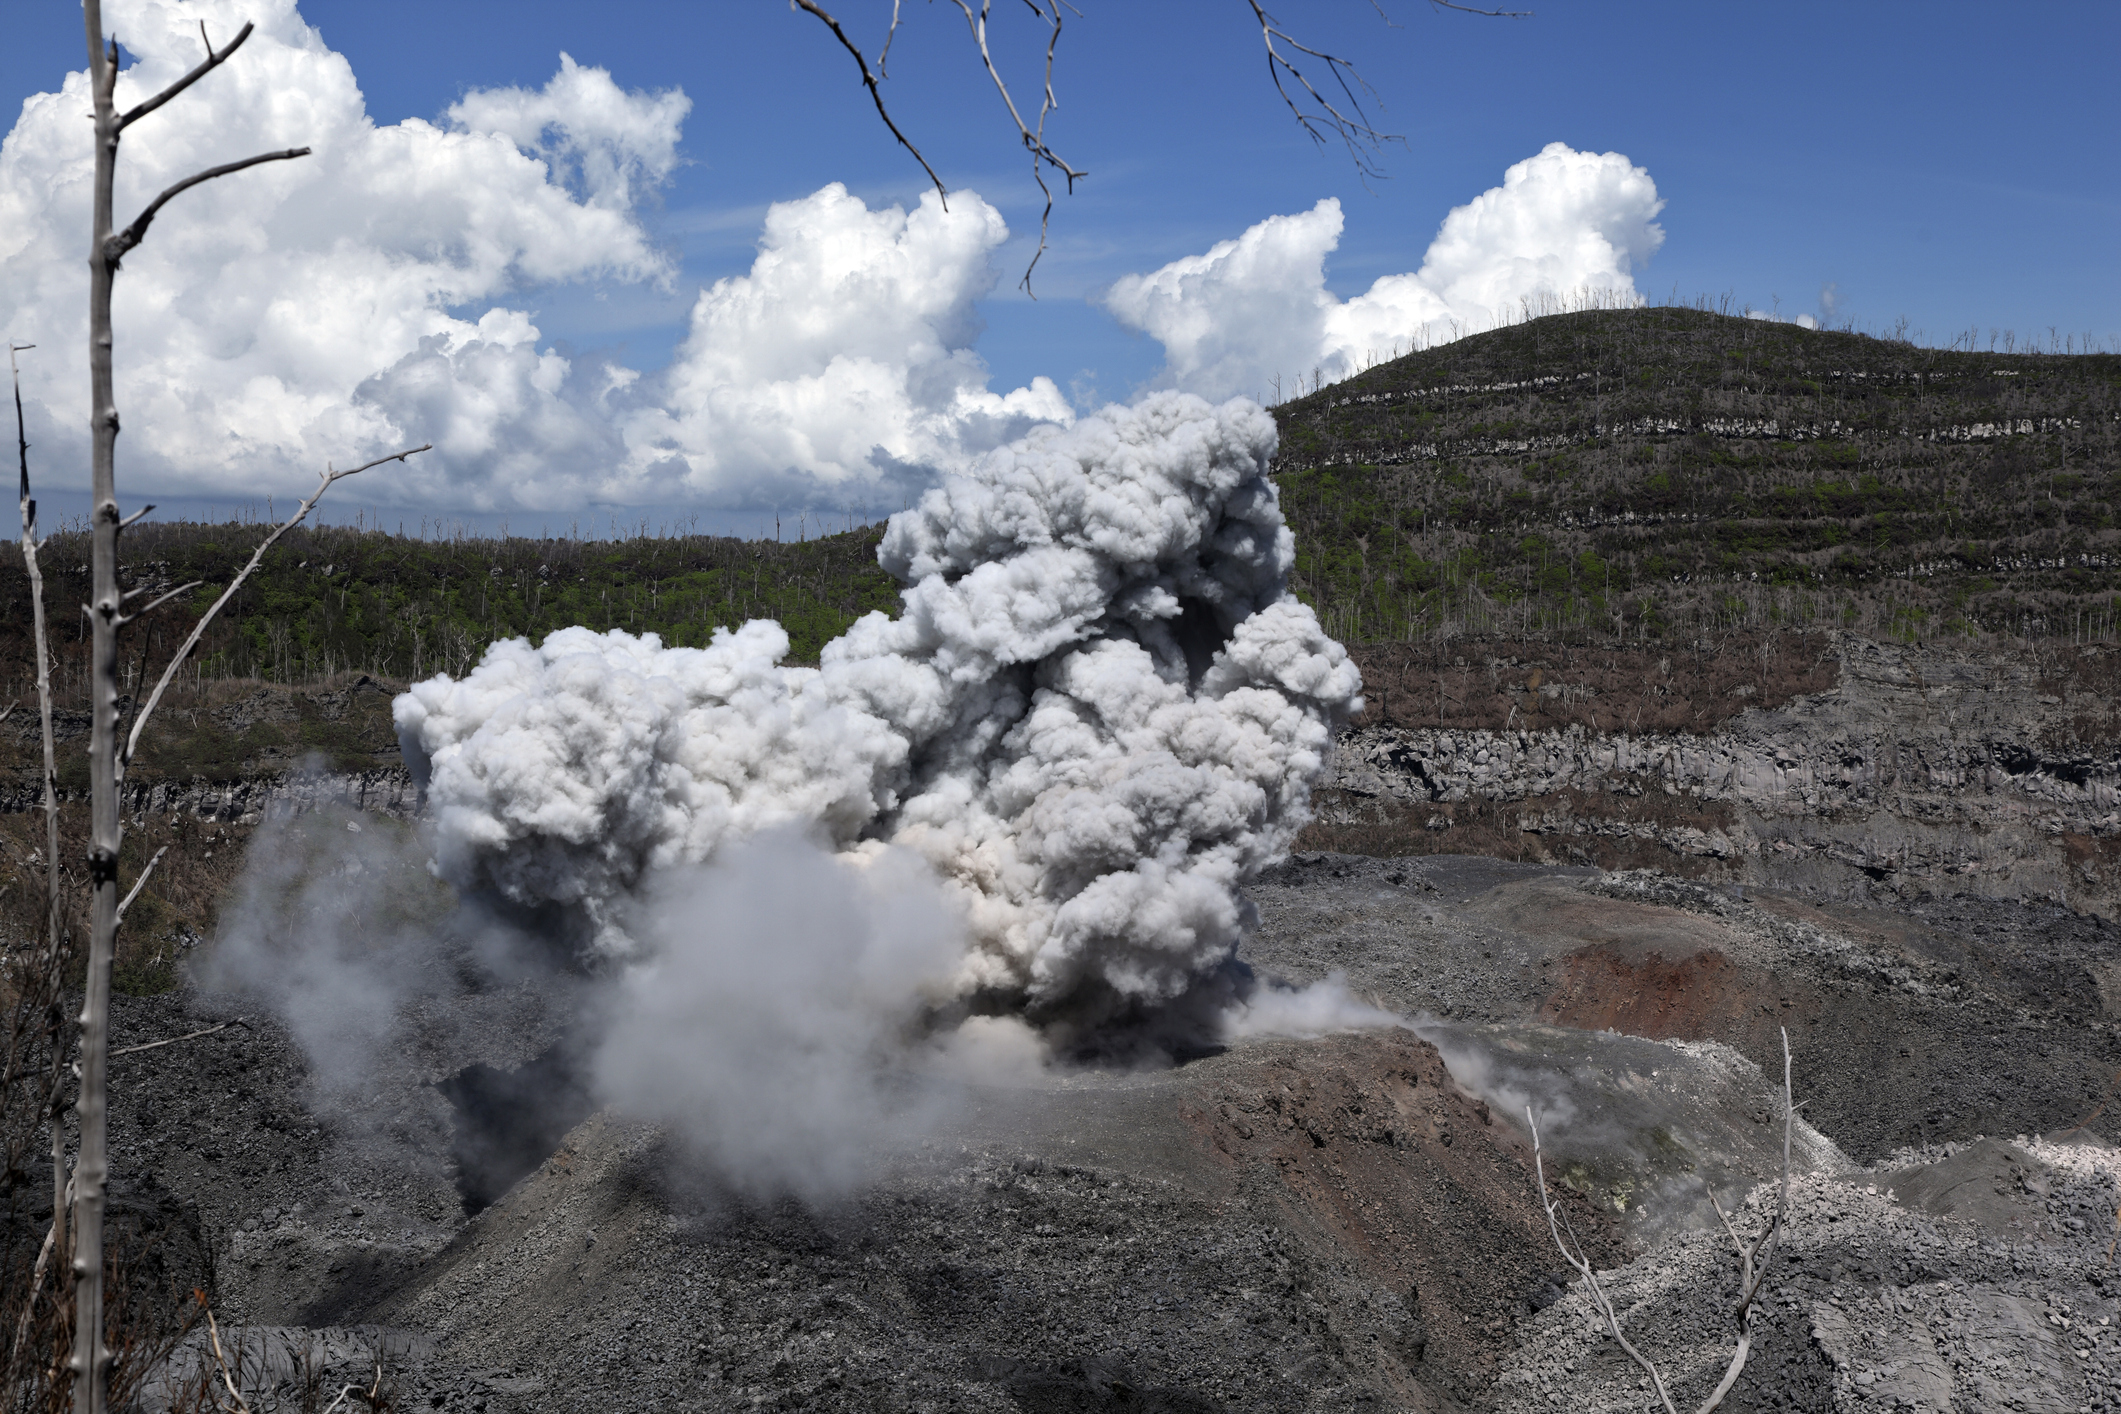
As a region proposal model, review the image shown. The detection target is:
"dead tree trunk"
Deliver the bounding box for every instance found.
[74,12,123,1400]
[66,11,421,1409]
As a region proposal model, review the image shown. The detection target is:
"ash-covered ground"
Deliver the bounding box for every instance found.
[94,850,2121,1412]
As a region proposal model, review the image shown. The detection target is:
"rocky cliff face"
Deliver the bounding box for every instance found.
[1322,636,2121,914]
[0,765,417,825]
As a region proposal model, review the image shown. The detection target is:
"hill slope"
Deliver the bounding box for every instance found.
[1270,307,2121,645]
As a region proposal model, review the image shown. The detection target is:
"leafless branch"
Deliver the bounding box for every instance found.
[1426,0,1532,16]
[9,337,68,1292]
[1244,0,1403,179]
[109,1018,247,1061]
[116,20,254,130]
[115,504,155,532]
[112,846,167,928]
[116,580,203,627]
[122,443,430,772]
[791,0,950,206]
[6,1211,58,1377]
[878,0,905,75]
[6,1017,249,1087]
[105,149,311,267]
[945,0,1086,296]
[1527,1114,1681,1413]
[201,1300,252,1414]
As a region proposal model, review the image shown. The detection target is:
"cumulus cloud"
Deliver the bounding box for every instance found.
[0,0,1059,513]
[1104,142,1666,401]
[0,0,682,506]
[613,183,1071,509]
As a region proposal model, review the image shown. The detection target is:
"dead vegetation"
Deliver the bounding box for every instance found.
[1345,630,1839,736]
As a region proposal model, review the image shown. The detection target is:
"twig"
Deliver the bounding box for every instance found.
[117,21,254,130]
[116,580,203,626]
[122,443,430,772]
[109,1017,247,1060]
[878,0,905,75]
[5,1219,56,1385]
[945,0,1087,296]
[791,0,949,205]
[1243,0,1400,178]
[9,341,69,1328]
[1526,1119,1681,1414]
[201,1298,252,1414]
[113,845,168,927]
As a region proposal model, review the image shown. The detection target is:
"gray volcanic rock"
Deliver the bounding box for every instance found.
[80,842,2121,1412]
[1324,638,2121,914]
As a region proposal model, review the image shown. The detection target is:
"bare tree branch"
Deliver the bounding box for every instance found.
[6,1017,250,1088]
[791,0,950,206]
[1426,0,1531,16]
[8,343,70,1396]
[1526,1117,1681,1414]
[116,20,255,131]
[121,444,431,772]
[201,1301,253,1414]
[112,846,167,928]
[1244,0,1402,179]
[1525,1025,1796,1414]
[109,1018,247,1061]
[105,149,311,267]
[878,0,906,76]
[115,580,203,627]
[944,0,1087,296]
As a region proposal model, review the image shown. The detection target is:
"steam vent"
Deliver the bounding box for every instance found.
[14,311,2121,1412]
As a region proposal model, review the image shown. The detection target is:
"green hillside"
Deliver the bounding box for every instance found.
[0,520,900,700]
[1270,307,2121,646]
[2,307,2117,740]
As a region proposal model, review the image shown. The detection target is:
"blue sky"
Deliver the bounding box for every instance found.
[1,0,2115,532]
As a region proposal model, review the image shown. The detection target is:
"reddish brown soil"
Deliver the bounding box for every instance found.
[1185,1029,1623,1407]
[1535,946,1811,1048]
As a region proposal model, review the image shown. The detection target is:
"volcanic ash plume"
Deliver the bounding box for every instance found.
[395,392,1362,1027]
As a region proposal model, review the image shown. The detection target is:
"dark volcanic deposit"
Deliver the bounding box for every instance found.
[84,848,2121,1413]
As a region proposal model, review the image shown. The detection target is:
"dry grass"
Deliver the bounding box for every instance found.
[0,808,258,997]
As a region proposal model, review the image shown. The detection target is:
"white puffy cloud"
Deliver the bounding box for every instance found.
[613,183,1072,510]
[1103,142,1667,401]
[0,0,683,507]
[1746,308,1820,329]
[446,52,689,213]
[0,0,1060,513]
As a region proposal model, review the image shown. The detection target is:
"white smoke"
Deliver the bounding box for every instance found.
[590,830,970,1201]
[396,393,1362,1042]
[202,806,463,1093]
[1222,971,1404,1041]
[1104,142,1666,401]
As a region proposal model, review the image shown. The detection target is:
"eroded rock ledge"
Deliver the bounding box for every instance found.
[1322,637,2121,912]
